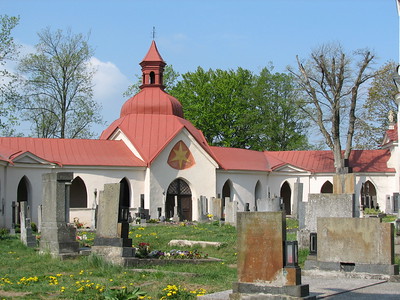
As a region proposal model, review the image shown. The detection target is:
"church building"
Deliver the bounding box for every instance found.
[0,41,398,228]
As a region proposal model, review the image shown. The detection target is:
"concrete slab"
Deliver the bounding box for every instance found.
[199,275,400,299]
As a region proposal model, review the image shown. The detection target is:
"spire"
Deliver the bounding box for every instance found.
[139,41,166,90]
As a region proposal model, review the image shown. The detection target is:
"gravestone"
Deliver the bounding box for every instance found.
[256,198,267,211]
[10,201,18,235]
[210,197,222,220]
[297,193,355,249]
[225,199,238,226]
[230,212,314,299]
[266,196,281,212]
[92,183,134,265]
[198,196,208,222]
[292,182,303,219]
[39,172,79,256]
[20,201,36,248]
[305,217,399,275]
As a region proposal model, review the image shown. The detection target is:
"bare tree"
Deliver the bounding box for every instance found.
[289,43,376,173]
[18,28,103,139]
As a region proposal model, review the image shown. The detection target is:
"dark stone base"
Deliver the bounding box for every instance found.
[94,237,132,247]
[230,282,314,299]
[304,258,399,275]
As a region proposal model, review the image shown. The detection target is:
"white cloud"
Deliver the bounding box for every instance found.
[89,57,132,128]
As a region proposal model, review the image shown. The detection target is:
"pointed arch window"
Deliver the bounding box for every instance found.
[149,71,155,84]
[320,181,333,194]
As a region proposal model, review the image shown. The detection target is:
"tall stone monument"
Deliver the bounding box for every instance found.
[39,172,79,256]
[230,211,314,299]
[20,201,36,248]
[92,183,134,265]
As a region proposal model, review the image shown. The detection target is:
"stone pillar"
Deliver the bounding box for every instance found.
[20,201,36,248]
[37,205,42,233]
[293,182,303,219]
[230,212,313,299]
[39,172,79,256]
[172,196,179,222]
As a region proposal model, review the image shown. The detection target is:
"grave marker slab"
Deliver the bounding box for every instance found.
[230,212,314,299]
[39,172,79,256]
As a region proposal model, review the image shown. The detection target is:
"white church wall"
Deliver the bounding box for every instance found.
[147,130,218,221]
[2,164,146,228]
[216,170,268,211]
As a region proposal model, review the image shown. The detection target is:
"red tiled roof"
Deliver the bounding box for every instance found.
[100,114,217,165]
[0,137,146,167]
[210,146,272,171]
[266,149,394,173]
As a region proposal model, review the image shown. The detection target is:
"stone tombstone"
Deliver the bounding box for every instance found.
[172,196,179,222]
[266,196,281,212]
[292,182,303,219]
[225,200,238,226]
[231,211,313,299]
[39,172,79,256]
[92,183,134,264]
[333,173,355,194]
[197,196,208,222]
[305,217,399,275]
[210,197,222,220]
[20,201,36,248]
[297,193,355,249]
[256,198,267,212]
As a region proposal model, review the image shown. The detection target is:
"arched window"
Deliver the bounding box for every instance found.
[70,177,87,208]
[361,180,378,209]
[254,181,262,211]
[280,181,291,215]
[149,71,155,84]
[320,181,333,194]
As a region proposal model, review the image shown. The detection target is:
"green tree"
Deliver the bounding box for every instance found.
[0,15,20,135]
[354,61,398,149]
[170,66,309,150]
[289,43,376,173]
[18,28,103,139]
[252,68,310,151]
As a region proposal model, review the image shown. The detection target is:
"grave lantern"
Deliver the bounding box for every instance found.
[284,240,298,267]
[310,232,317,254]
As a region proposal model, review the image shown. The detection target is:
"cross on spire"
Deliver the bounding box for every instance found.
[152,26,156,40]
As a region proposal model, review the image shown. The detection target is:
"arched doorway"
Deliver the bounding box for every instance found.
[320,181,333,194]
[254,181,262,211]
[166,179,192,221]
[361,180,377,210]
[17,176,31,224]
[222,180,232,217]
[119,178,130,222]
[70,177,87,208]
[280,181,291,215]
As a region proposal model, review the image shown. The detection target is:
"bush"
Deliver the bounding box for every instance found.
[31,222,38,232]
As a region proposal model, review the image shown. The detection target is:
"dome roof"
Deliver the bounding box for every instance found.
[120,87,184,118]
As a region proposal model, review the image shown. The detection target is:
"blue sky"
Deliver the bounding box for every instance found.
[1,0,399,136]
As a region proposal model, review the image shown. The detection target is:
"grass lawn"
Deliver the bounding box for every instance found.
[4,216,396,299]
[0,222,239,299]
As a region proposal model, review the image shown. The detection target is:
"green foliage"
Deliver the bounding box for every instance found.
[18,27,103,139]
[363,207,381,215]
[354,61,398,149]
[0,14,20,136]
[30,222,37,232]
[103,287,146,300]
[170,66,309,150]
